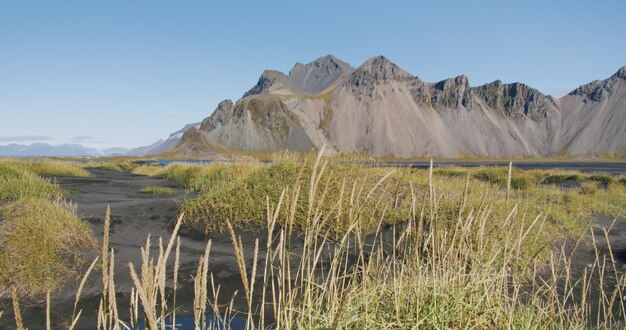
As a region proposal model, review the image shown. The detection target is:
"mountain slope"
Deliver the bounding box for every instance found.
[555,67,626,156]
[160,127,230,158]
[128,123,200,156]
[149,56,626,159]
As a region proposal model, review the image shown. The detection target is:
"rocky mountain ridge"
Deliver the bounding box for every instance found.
[141,56,626,158]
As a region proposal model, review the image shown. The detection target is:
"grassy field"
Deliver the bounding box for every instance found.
[4,155,626,328]
[0,159,96,298]
[132,156,626,259]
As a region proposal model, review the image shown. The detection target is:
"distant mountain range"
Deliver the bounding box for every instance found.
[5,56,623,159]
[0,143,129,157]
[137,55,625,158]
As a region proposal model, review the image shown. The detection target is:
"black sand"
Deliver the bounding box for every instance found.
[0,168,263,329]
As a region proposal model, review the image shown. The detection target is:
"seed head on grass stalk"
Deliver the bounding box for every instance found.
[12,287,25,330]
[128,212,185,329]
[69,256,99,330]
[193,239,212,330]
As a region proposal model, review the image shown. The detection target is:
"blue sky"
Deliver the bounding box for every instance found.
[1,1,625,149]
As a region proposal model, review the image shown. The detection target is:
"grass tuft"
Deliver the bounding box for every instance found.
[472,167,536,190]
[589,174,615,187]
[0,159,90,177]
[141,186,174,195]
[0,198,97,297]
[541,173,582,184]
[81,161,138,172]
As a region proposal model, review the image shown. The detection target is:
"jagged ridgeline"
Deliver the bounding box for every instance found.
[132,56,626,158]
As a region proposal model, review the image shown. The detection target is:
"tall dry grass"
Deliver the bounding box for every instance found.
[7,152,626,328]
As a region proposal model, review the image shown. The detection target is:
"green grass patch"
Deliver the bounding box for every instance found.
[141,186,174,194]
[0,159,97,298]
[154,159,626,263]
[434,167,469,177]
[0,159,89,177]
[541,173,583,184]
[173,159,411,234]
[132,164,167,176]
[82,160,138,172]
[0,163,62,201]
[0,198,97,297]
[589,174,614,187]
[472,167,536,190]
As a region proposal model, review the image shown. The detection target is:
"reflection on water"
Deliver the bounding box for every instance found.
[137,314,248,330]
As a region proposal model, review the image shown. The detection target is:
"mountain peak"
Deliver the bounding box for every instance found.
[345,56,414,92]
[165,127,230,158]
[200,99,234,132]
[435,74,470,90]
[473,80,557,120]
[614,65,626,79]
[357,55,412,79]
[286,55,353,94]
[243,70,286,98]
[568,65,626,101]
[289,55,352,74]
[431,75,472,108]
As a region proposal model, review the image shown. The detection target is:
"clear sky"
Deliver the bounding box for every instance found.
[1,0,625,149]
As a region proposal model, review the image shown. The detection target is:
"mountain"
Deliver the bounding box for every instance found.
[127,123,200,156]
[160,127,230,158]
[102,147,130,156]
[147,56,626,158]
[0,143,127,157]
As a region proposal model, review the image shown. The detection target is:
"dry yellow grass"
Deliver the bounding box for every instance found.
[5,155,626,328]
[0,198,97,297]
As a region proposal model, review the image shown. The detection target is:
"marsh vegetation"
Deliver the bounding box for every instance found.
[1,155,626,328]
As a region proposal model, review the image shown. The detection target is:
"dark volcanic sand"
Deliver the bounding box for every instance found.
[0,168,263,329]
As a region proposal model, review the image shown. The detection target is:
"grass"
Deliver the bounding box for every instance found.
[133,157,413,234]
[8,152,626,328]
[81,160,138,172]
[0,168,62,201]
[0,159,96,299]
[472,167,537,190]
[0,159,90,177]
[590,174,615,186]
[0,198,97,298]
[541,173,583,184]
[141,186,175,194]
[134,159,626,260]
[0,159,91,201]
